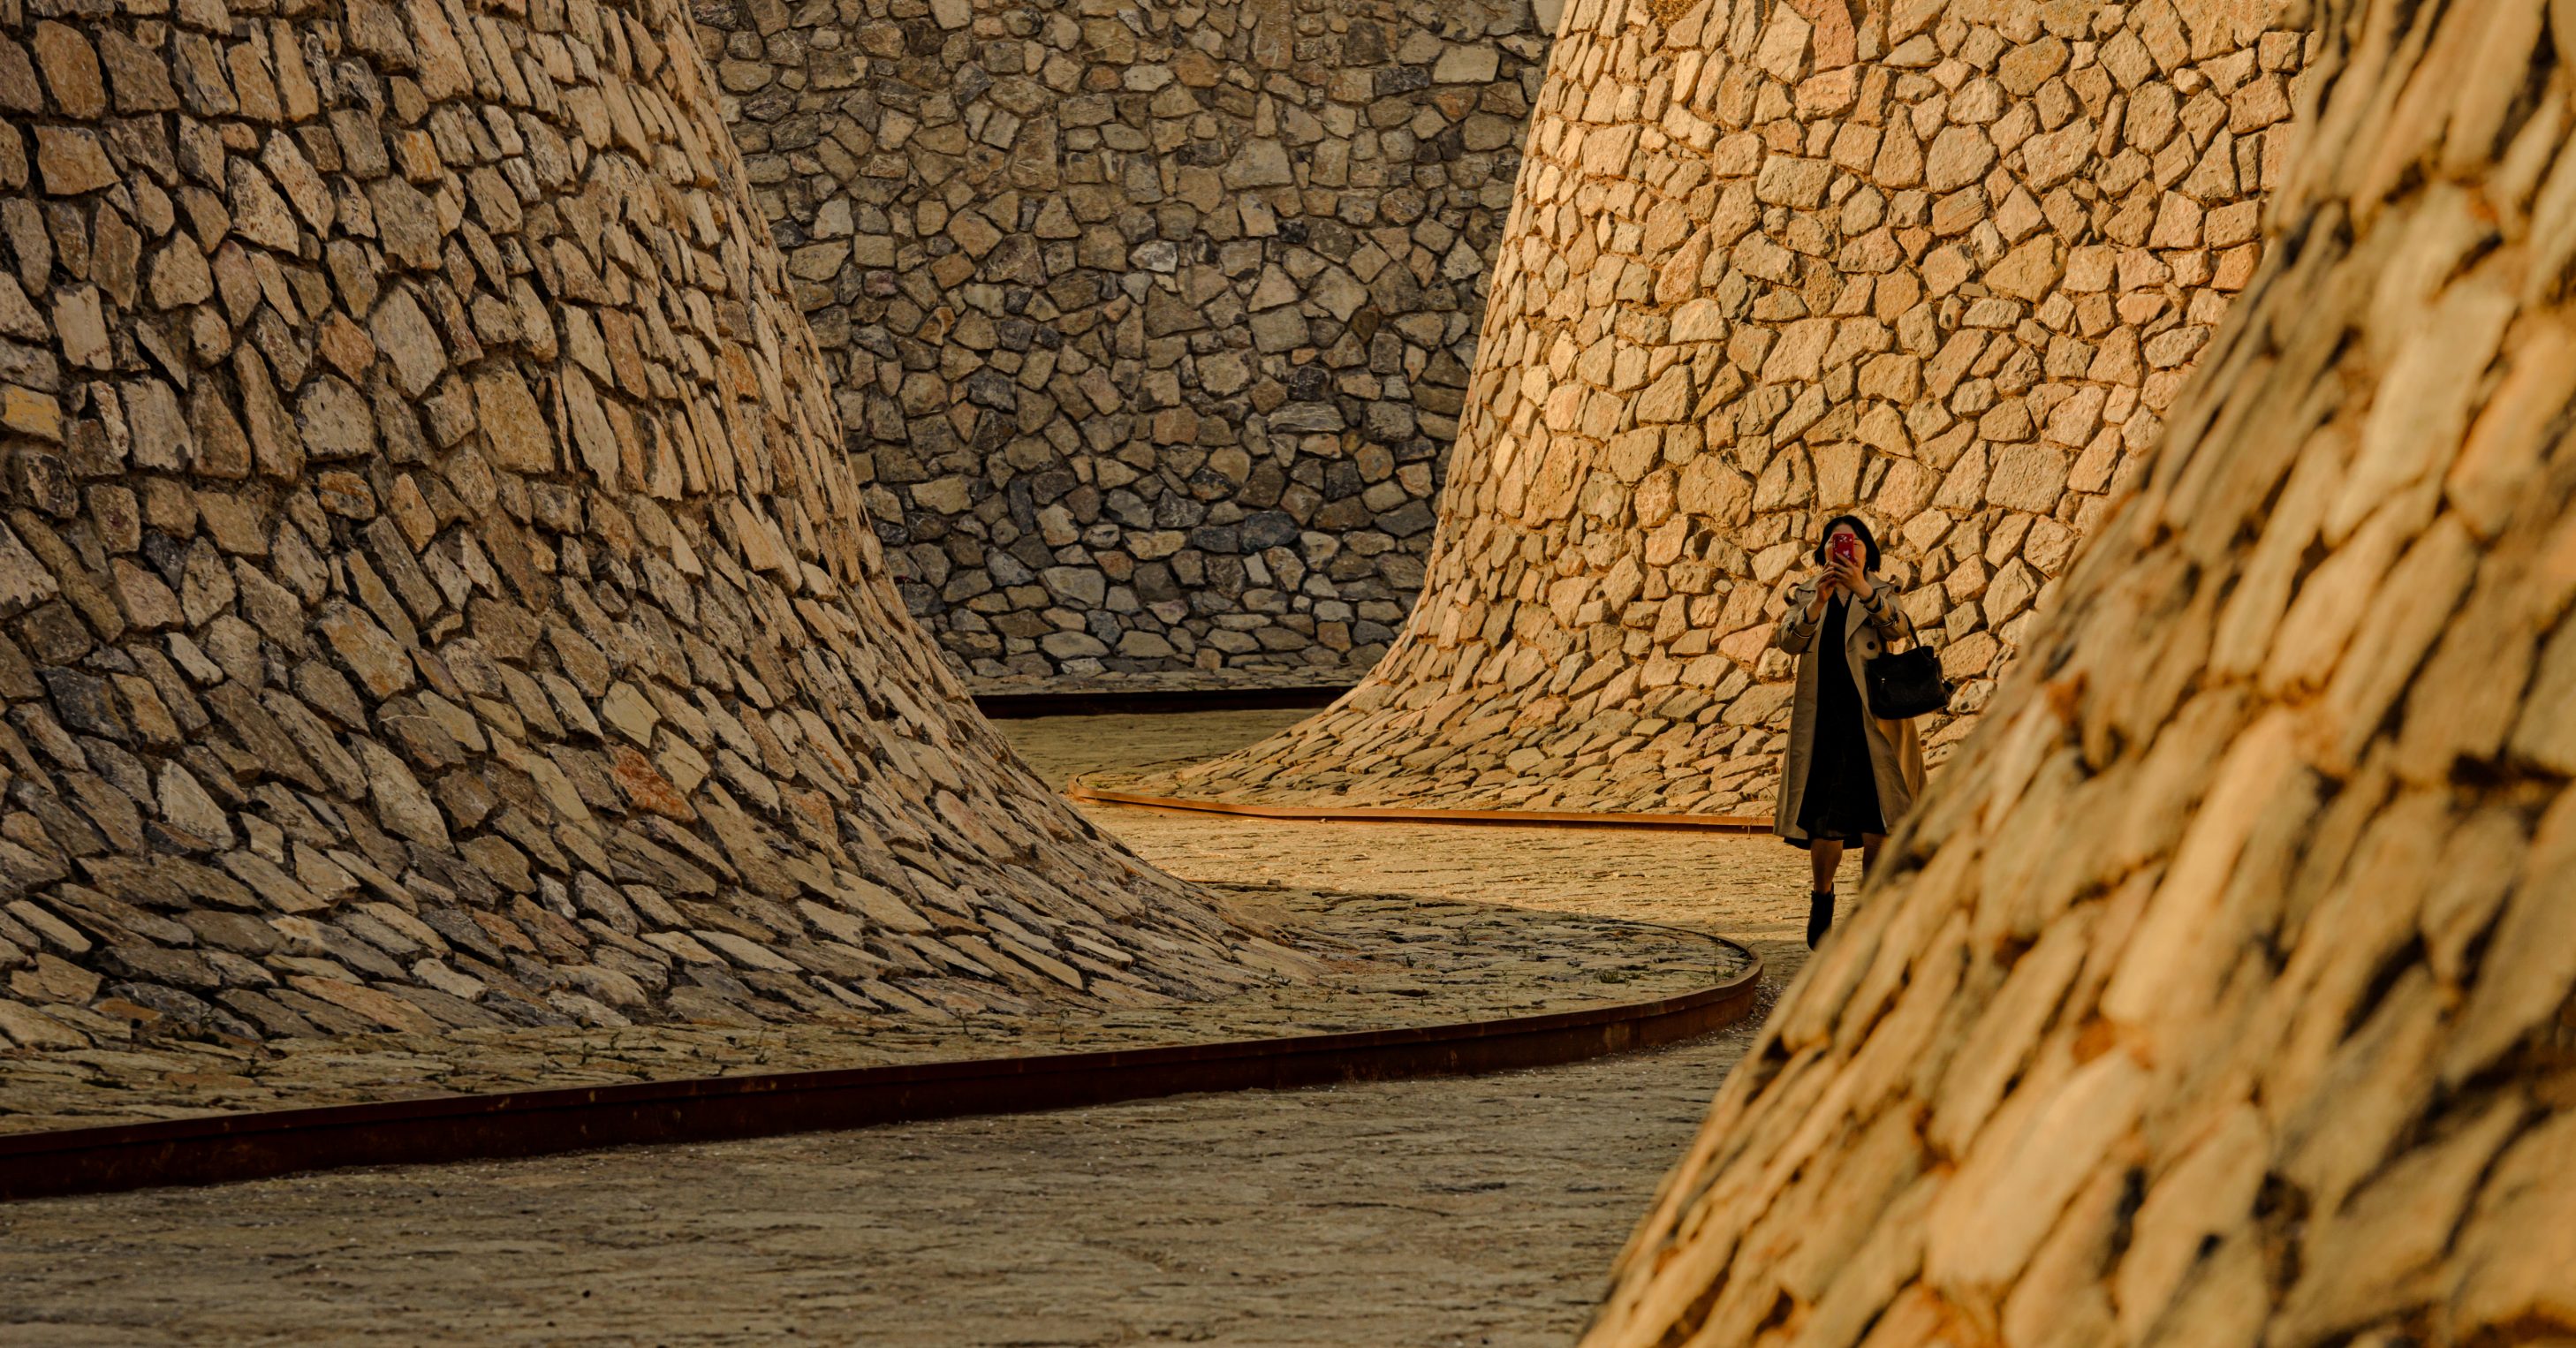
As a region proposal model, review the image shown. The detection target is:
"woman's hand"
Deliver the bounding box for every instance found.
[1806,573,1832,621]
[1830,554,1875,599]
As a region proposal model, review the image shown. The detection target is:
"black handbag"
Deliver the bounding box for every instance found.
[1864,612,1954,720]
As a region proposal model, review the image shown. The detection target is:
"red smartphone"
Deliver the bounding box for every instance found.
[1832,535,1856,563]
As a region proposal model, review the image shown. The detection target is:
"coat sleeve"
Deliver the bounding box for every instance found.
[1774,577,1822,654]
[1860,583,1907,640]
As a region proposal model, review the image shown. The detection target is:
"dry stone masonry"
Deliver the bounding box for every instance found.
[693,0,1555,682]
[1111,0,2307,816]
[0,0,1305,1054]
[1586,0,2576,1340]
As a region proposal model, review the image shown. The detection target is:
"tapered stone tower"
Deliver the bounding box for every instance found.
[1586,0,2576,1342]
[0,0,1284,1045]
[1110,0,2306,818]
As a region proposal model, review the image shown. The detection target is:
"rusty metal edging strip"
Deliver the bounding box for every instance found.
[1065,779,1775,832]
[974,685,1354,719]
[0,943,1761,1202]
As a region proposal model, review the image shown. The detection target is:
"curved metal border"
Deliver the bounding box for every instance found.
[975,685,1352,719]
[0,940,1760,1201]
[1066,778,1774,832]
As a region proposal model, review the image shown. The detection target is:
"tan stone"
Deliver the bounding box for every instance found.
[29,22,102,118]
[34,126,113,194]
[474,369,554,473]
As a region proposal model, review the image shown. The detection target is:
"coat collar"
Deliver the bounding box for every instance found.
[1798,576,1893,646]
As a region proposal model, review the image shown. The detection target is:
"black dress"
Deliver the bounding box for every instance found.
[1793,594,1885,846]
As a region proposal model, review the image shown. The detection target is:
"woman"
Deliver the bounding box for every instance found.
[1772,516,1928,949]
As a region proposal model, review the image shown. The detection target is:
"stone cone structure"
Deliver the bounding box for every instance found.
[1105,0,2307,817]
[1584,0,2576,1343]
[0,0,1293,1049]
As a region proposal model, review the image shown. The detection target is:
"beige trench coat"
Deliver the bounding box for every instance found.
[1770,572,1928,844]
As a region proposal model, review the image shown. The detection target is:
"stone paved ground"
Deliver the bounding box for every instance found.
[0,710,1845,1344]
[1020,709,1828,953]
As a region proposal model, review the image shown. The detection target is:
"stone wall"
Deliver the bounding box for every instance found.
[0,0,1294,1049]
[1108,0,2307,816]
[694,0,1553,679]
[1586,0,2576,1339]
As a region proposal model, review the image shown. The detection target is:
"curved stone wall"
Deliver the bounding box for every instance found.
[1114,0,2306,814]
[0,0,1285,1047]
[697,0,1554,680]
[1586,0,2576,1340]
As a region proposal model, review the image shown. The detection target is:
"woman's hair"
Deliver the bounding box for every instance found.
[1813,514,1883,570]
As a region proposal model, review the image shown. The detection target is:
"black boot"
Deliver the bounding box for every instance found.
[1806,891,1836,949]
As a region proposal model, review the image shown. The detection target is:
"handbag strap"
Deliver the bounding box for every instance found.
[1867,586,1919,654]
